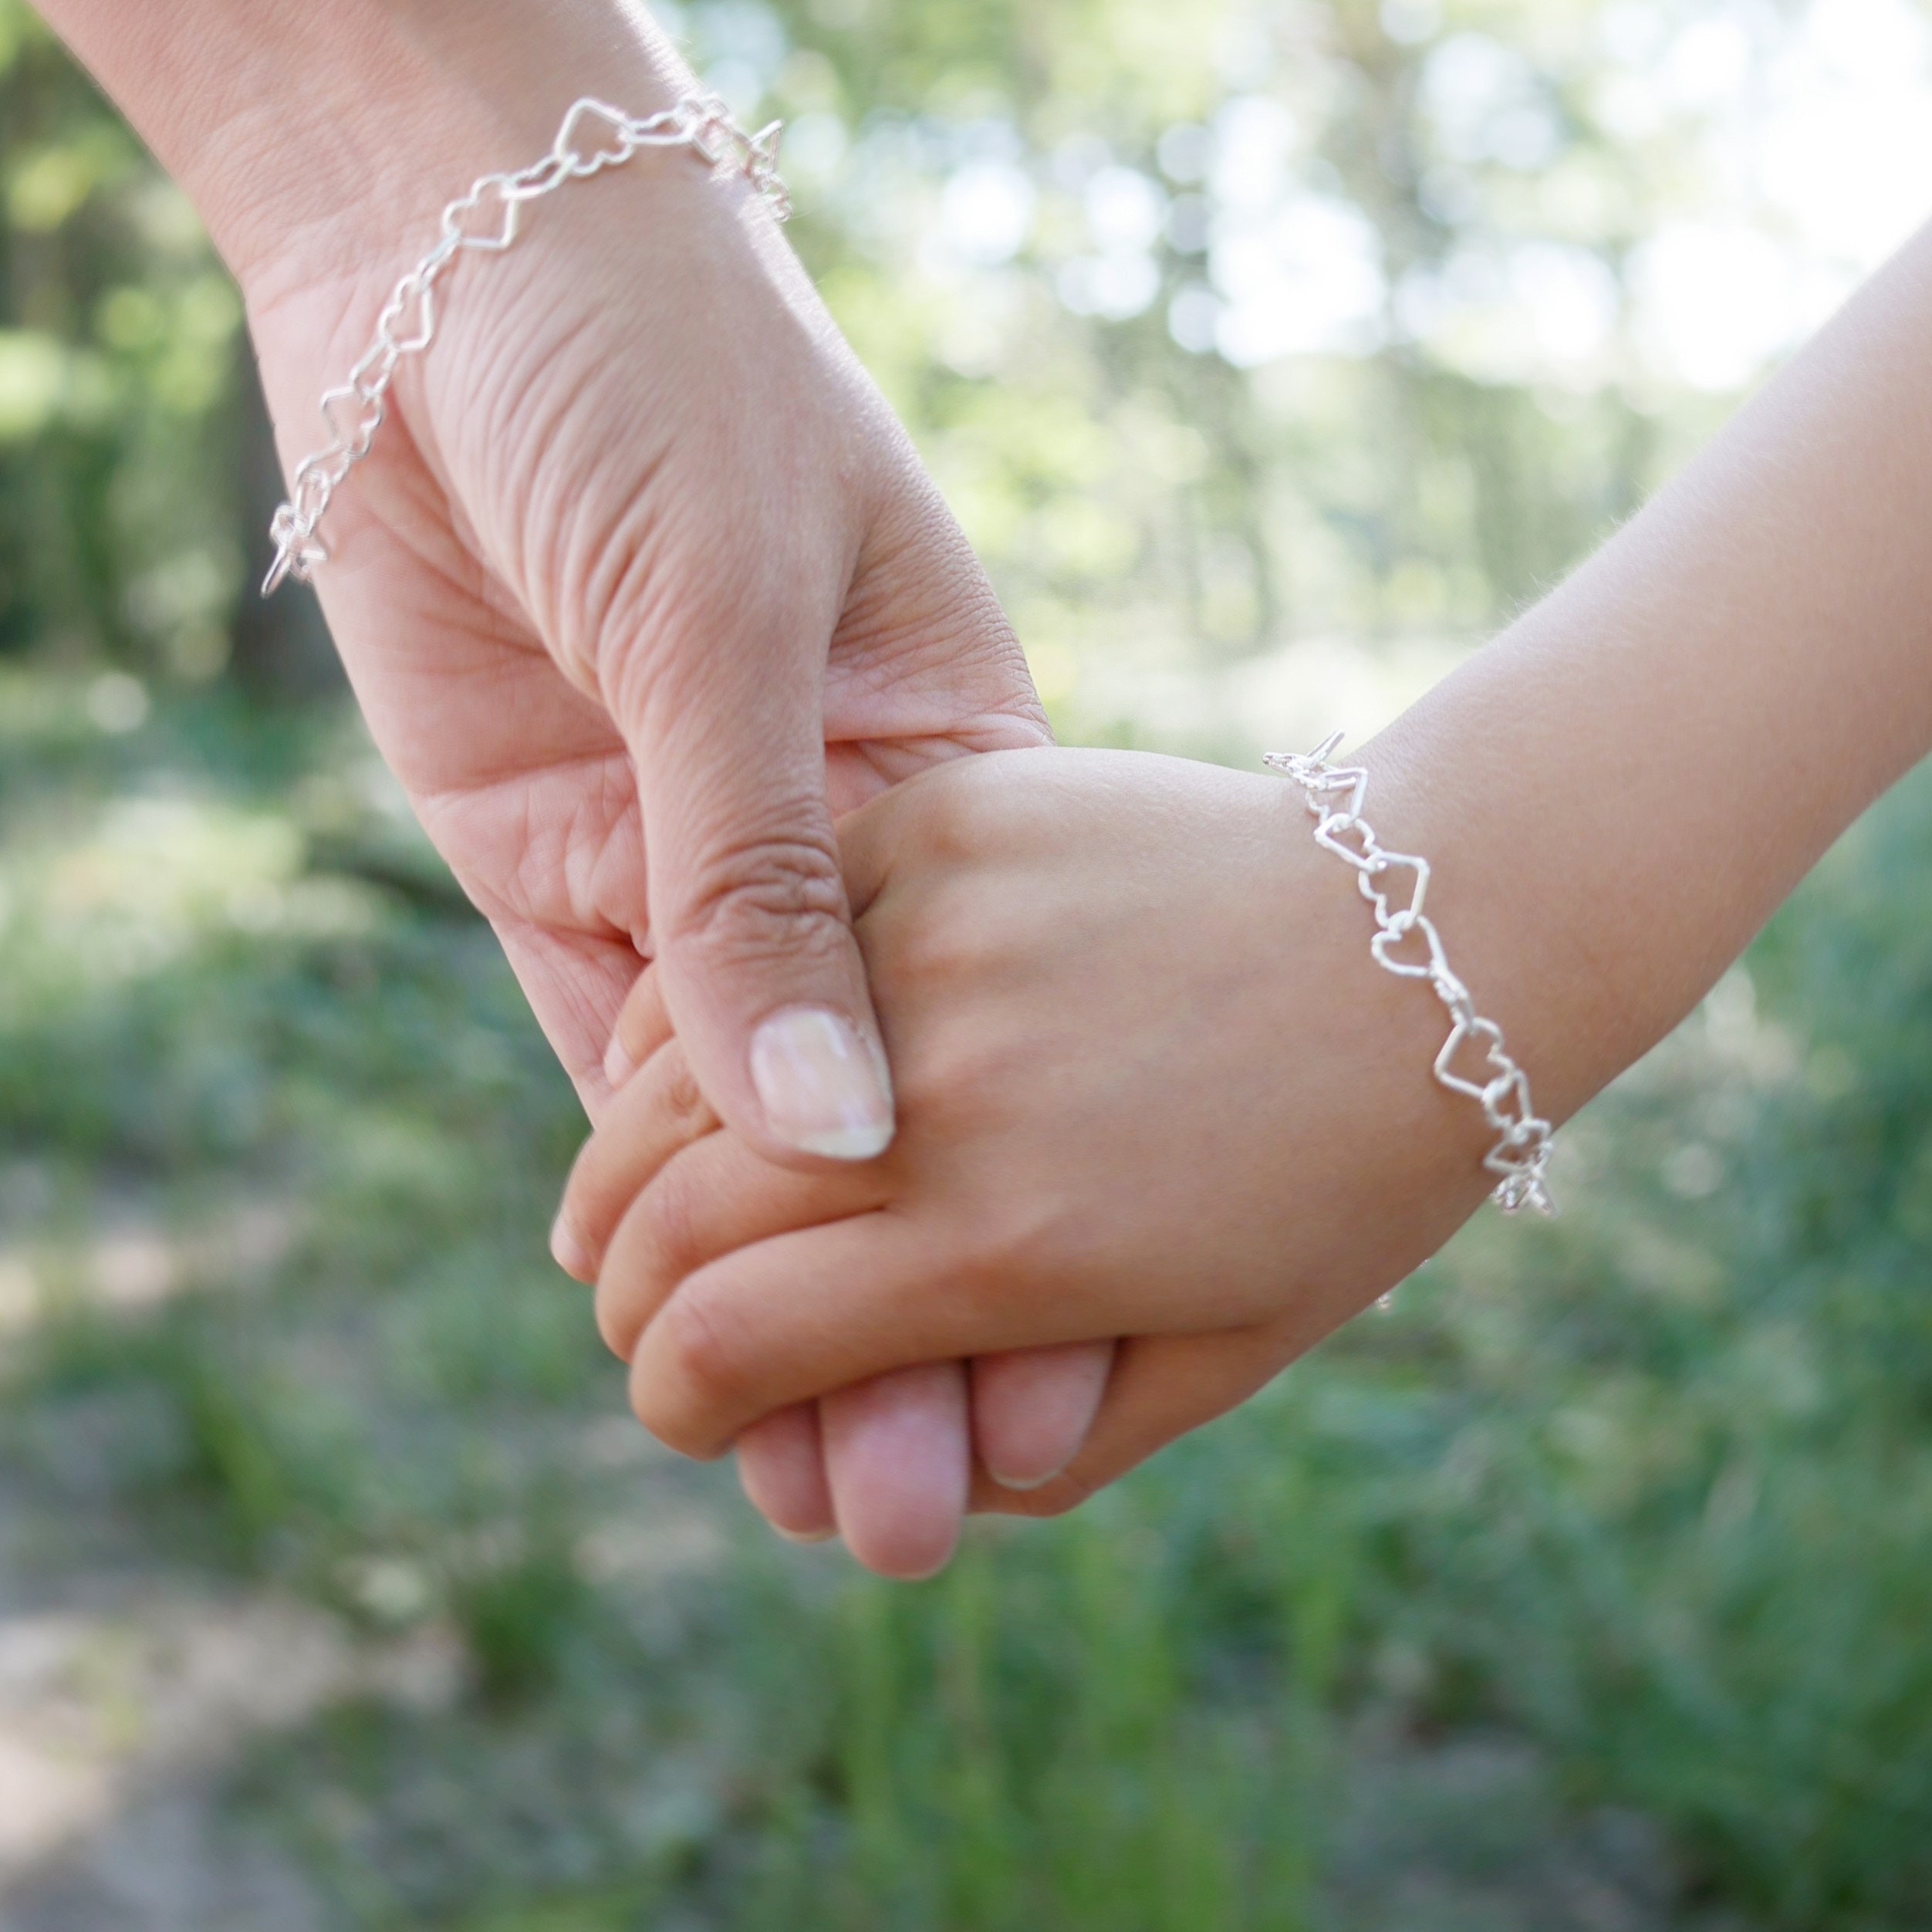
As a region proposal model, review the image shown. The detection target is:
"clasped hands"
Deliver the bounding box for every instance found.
[102,2,1501,1582]
[44,0,1923,1588]
[555,748,1499,1576]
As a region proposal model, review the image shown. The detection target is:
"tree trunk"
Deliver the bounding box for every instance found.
[228,337,344,703]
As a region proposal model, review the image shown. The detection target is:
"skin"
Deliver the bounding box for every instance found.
[562,211,1932,1534]
[564,747,1501,1505]
[27,0,1110,1574]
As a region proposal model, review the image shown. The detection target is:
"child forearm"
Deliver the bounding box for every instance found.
[1369,215,1932,1123]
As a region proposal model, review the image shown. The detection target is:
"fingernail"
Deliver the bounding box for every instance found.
[603,1035,637,1090]
[749,1008,894,1160]
[988,1465,1066,1493]
[550,1216,592,1281]
[773,1524,836,1545]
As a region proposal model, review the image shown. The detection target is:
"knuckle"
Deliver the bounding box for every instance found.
[657,1047,711,1139]
[893,1016,1032,1138]
[668,833,853,971]
[954,1233,1034,1311]
[594,540,737,710]
[632,1164,703,1285]
[592,1170,701,1362]
[937,1225,1028,1319]
[874,885,1000,991]
[559,1148,603,1238]
[616,962,670,1057]
[633,1285,750,1454]
[907,762,1027,867]
[948,1194,1084,1311]
[589,515,843,733]
[488,354,661,681]
[593,1270,643,1362]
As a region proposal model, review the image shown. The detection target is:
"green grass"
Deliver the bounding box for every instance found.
[5,681,1932,1928]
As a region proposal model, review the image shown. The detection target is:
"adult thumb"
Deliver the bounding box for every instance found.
[616,640,893,1169]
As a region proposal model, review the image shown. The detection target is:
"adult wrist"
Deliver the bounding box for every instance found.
[32,0,694,295]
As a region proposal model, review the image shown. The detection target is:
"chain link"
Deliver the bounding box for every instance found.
[263,94,791,596]
[1266,733,1556,1215]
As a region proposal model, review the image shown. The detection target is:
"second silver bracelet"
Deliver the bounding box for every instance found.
[1266,735,1556,1216]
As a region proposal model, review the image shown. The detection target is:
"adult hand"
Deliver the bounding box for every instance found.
[32,0,1110,1572]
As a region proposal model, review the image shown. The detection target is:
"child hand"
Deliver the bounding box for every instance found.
[557,743,1548,1532]
[561,1035,1113,1576]
[566,207,1932,1562]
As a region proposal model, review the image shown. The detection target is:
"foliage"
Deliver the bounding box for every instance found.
[2,0,1902,711]
[8,685,1932,1926]
[5,0,1932,1927]
[0,0,245,674]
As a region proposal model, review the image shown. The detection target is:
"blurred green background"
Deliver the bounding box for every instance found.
[3,0,1932,1926]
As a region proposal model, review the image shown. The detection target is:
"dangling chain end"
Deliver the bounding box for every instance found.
[262,508,326,598]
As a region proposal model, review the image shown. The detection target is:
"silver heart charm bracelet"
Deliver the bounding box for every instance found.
[263,94,790,597]
[1266,734,1556,1214]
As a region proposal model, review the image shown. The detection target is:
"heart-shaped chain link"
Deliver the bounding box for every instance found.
[375,273,437,356]
[1433,1014,1511,1100]
[264,94,792,599]
[553,100,636,177]
[1357,849,1430,931]
[319,385,387,461]
[1370,913,1448,981]
[1314,815,1381,870]
[1269,735,1557,1218]
[441,175,523,254]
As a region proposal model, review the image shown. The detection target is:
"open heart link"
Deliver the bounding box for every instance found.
[501,153,574,204]
[1314,814,1382,871]
[748,120,785,169]
[1358,849,1430,931]
[346,342,402,406]
[441,175,523,253]
[554,100,636,177]
[289,461,337,523]
[1370,912,1448,981]
[1434,1015,1511,1101]
[1479,1066,1537,1136]
[263,507,327,593]
[319,386,386,461]
[376,275,437,357]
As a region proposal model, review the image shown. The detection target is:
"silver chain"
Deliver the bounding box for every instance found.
[262,94,791,597]
[1266,734,1556,1215]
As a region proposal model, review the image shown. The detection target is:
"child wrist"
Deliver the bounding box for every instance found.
[1268,735,1558,1217]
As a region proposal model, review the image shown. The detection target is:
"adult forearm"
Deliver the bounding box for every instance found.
[29,0,691,290]
[1371,215,1932,1123]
